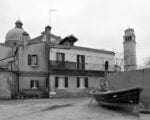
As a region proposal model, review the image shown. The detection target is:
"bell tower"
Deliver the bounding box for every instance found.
[123,28,137,71]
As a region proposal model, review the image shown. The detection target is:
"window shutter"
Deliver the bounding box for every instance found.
[77,55,79,69]
[85,77,88,88]
[55,77,58,88]
[37,81,39,88]
[28,54,31,65]
[65,77,68,88]
[30,80,33,88]
[36,55,38,65]
[82,55,85,70]
[62,53,65,62]
[77,77,80,88]
[46,77,49,88]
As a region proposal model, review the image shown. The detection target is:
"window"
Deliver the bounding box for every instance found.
[77,77,88,88]
[77,55,85,70]
[104,61,109,71]
[56,53,65,62]
[28,54,38,66]
[55,76,68,89]
[30,80,39,89]
[56,53,65,68]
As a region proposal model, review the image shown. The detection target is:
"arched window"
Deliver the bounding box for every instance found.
[105,61,109,71]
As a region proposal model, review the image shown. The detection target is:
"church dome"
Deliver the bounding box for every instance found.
[5,19,30,46]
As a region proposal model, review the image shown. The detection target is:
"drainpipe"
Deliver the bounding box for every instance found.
[45,25,51,96]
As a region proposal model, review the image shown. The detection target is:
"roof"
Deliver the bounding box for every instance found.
[5,20,30,43]
[59,35,78,45]
[49,44,115,55]
[32,33,62,43]
[0,43,13,48]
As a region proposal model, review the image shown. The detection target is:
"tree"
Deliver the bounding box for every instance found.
[114,52,124,71]
[144,57,150,68]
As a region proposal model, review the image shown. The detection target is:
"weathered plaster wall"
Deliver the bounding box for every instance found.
[107,69,150,108]
[49,75,103,97]
[18,43,48,72]
[19,76,46,89]
[0,71,17,99]
[0,45,12,59]
[50,47,115,71]
[17,43,48,93]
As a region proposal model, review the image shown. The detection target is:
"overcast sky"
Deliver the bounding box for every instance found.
[0,0,150,66]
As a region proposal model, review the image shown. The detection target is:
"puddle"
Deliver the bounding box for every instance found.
[41,104,72,111]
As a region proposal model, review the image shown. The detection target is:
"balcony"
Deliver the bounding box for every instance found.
[49,60,114,71]
[50,61,77,70]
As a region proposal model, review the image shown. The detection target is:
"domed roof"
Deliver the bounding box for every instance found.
[5,20,30,43]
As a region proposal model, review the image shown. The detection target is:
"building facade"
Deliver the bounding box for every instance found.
[0,20,115,98]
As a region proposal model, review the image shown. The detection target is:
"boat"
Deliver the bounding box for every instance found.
[90,86,142,107]
[90,85,143,116]
[89,63,143,116]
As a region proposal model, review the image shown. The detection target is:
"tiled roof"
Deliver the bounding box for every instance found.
[49,44,115,55]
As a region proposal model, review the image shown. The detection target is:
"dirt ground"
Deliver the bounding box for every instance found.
[0,97,149,120]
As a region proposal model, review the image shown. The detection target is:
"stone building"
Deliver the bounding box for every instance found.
[0,20,115,98]
[123,28,137,71]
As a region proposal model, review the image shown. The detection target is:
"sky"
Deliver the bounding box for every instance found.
[0,0,150,66]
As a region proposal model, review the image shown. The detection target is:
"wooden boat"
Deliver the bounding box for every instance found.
[90,86,143,116]
[90,86,142,107]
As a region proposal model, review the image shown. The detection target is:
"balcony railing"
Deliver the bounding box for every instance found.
[49,60,114,71]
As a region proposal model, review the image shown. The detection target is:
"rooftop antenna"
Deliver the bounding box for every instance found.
[49,9,58,26]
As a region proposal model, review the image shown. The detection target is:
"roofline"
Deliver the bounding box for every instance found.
[32,33,61,41]
[0,43,13,48]
[0,56,14,62]
[49,44,115,55]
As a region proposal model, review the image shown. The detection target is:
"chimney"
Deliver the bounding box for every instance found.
[45,25,52,42]
[22,32,30,46]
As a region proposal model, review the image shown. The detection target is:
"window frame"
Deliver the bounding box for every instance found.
[30,80,39,89]
[77,77,88,88]
[28,54,38,66]
[77,55,85,70]
[55,76,68,89]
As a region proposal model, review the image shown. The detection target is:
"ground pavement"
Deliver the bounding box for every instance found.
[0,97,149,120]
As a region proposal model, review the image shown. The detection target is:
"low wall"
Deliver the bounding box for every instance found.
[0,71,18,99]
[107,69,150,108]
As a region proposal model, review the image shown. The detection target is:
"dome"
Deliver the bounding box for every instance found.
[5,20,30,46]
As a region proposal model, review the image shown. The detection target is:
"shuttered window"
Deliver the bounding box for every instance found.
[56,53,65,62]
[77,55,85,70]
[28,54,38,66]
[77,77,89,88]
[30,80,39,89]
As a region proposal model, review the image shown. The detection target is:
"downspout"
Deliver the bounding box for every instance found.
[46,42,50,96]
[45,26,51,97]
[13,46,20,97]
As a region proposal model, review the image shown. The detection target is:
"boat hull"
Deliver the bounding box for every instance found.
[90,87,142,107]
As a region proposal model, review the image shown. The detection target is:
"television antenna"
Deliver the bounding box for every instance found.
[49,9,58,26]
